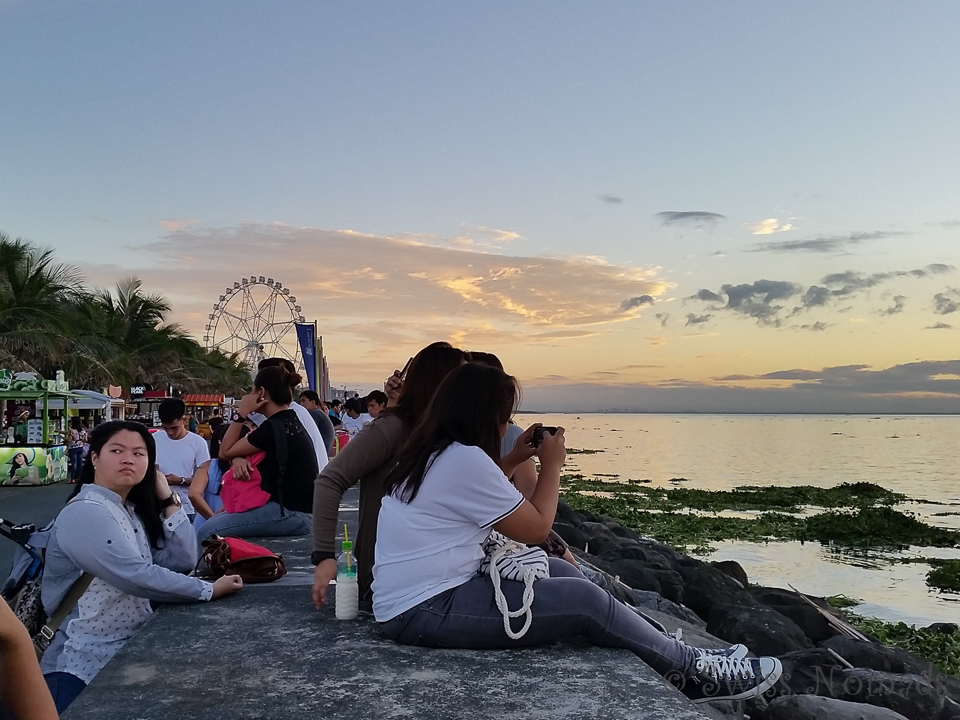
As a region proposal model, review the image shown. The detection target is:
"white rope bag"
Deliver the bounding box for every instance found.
[480,531,550,640]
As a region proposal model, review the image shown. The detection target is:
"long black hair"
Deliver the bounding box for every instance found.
[382,341,466,428]
[385,362,518,503]
[70,421,164,548]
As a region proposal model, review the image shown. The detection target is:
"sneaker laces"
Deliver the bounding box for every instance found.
[695,654,756,682]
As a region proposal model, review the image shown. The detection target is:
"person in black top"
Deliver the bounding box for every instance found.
[199,365,319,543]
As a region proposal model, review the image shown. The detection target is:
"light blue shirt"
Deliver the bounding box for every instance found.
[40,484,212,682]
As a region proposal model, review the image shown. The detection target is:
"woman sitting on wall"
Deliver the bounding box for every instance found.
[40,421,243,713]
[372,362,783,705]
[205,365,318,542]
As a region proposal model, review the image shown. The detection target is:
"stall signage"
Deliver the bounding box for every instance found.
[0,370,11,391]
[26,419,43,444]
[130,385,147,397]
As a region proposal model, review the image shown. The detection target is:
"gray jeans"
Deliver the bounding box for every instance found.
[196,501,312,544]
[379,558,697,677]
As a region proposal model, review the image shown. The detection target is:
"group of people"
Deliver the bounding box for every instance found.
[7,343,783,718]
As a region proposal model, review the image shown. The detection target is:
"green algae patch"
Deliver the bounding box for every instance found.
[824,594,861,609]
[559,478,908,513]
[560,490,959,554]
[843,613,960,677]
[926,560,960,593]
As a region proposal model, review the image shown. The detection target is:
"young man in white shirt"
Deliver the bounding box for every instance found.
[340,397,373,436]
[154,398,211,520]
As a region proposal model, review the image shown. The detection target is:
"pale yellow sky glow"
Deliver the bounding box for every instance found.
[77,221,960,412]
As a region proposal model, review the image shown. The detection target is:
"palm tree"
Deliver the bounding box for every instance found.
[0,233,84,369]
[0,234,251,393]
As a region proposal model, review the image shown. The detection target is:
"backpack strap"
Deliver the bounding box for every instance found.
[270,416,289,514]
[33,571,94,659]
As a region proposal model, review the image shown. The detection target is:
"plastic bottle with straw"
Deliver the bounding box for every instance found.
[335,523,359,620]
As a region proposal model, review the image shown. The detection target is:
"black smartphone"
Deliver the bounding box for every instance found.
[398,356,413,381]
[532,426,558,448]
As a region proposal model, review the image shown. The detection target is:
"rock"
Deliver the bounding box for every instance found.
[762,695,910,720]
[555,500,583,527]
[599,545,676,571]
[764,604,834,644]
[837,668,944,720]
[942,698,960,720]
[749,587,835,613]
[928,623,959,635]
[647,568,685,604]
[552,521,589,550]
[775,648,848,697]
[579,521,624,555]
[707,603,814,657]
[607,563,663,595]
[940,674,960,705]
[609,524,643,542]
[631,589,706,627]
[637,539,683,567]
[711,560,748,587]
[820,637,939,678]
[772,651,945,720]
[679,565,757,622]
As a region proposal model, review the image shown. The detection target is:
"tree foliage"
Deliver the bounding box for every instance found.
[0,232,251,393]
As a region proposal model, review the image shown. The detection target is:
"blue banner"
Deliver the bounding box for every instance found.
[295,323,317,391]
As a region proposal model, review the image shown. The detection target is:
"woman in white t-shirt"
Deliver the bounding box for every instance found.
[372,362,783,705]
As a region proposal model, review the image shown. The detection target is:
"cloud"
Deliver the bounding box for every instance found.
[654,312,669,328]
[747,230,905,254]
[822,264,952,297]
[685,313,712,326]
[925,322,953,330]
[429,225,523,250]
[597,194,623,204]
[78,223,670,377]
[618,295,654,312]
[799,321,829,331]
[746,218,794,235]
[158,219,198,231]
[880,295,906,316]
[520,359,960,413]
[691,264,952,326]
[694,289,723,303]
[801,286,831,308]
[934,292,960,315]
[655,211,726,227]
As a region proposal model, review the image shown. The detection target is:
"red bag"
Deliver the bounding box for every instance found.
[220,451,271,513]
[197,535,287,583]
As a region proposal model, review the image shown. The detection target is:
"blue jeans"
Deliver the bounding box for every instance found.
[44,671,87,714]
[195,501,311,544]
[68,447,85,480]
[379,558,697,678]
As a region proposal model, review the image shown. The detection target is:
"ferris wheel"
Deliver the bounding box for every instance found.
[204,276,305,372]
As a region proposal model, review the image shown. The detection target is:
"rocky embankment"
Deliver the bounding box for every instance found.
[553,499,960,720]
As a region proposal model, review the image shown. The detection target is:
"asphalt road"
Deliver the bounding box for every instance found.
[0,482,74,578]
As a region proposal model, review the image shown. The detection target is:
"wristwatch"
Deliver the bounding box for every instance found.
[232,412,246,423]
[161,493,182,510]
[311,551,336,565]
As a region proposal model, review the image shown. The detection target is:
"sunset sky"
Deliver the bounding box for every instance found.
[3,2,959,412]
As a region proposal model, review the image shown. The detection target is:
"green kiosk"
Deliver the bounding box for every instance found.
[0,370,76,486]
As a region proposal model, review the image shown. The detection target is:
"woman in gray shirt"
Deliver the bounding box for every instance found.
[40,421,243,713]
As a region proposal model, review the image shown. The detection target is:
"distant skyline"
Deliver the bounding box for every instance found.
[2,2,959,412]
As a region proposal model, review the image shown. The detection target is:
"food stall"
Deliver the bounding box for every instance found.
[0,370,74,486]
[127,384,174,427]
[181,394,229,438]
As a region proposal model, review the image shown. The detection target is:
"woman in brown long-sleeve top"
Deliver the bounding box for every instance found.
[311,342,466,610]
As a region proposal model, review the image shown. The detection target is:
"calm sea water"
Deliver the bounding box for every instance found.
[514,413,960,625]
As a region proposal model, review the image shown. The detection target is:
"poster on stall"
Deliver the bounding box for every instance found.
[0,445,68,486]
[26,419,44,444]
